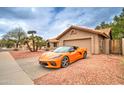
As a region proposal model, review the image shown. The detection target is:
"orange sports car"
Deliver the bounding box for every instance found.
[39,46,87,68]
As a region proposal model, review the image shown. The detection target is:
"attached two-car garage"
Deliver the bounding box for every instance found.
[48,26,112,54]
[63,38,92,54]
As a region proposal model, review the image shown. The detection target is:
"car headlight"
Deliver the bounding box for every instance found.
[51,55,62,59]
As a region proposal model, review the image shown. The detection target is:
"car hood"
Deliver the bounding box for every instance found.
[39,52,63,60]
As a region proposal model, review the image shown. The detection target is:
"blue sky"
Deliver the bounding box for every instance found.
[0,7,123,39]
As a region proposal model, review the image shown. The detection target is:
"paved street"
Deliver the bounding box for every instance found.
[0,52,33,85]
[16,57,55,80]
[0,48,13,52]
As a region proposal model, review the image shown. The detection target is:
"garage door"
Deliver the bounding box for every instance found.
[63,38,91,53]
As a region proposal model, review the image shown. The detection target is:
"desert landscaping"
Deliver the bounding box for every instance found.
[9,51,124,85]
[0,7,124,85]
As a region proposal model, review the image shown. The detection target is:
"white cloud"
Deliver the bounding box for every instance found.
[0,18,30,31]
[0,7,122,39]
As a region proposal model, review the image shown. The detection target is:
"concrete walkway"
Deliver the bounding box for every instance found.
[16,57,54,80]
[0,52,33,85]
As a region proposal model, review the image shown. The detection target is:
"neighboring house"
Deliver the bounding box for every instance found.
[47,25,112,54]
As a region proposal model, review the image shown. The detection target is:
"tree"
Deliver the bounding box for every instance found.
[95,8,124,39]
[112,8,124,39]
[95,25,101,30]
[2,27,27,48]
[24,37,33,52]
[0,39,15,48]
[27,30,36,52]
[95,21,111,30]
[35,36,46,51]
[25,30,46,52]
[0,39,2,47]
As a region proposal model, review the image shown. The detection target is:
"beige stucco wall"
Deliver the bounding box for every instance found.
[58,29,95,42]
[49,43,54,48]
[57,29,102,54]
[49,42,58,49]
[94,35,100,54]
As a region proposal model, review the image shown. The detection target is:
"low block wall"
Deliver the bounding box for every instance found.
[104,39,110,54]
[122,38,124,56]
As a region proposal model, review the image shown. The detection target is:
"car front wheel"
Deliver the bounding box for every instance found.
[61,56,69,68]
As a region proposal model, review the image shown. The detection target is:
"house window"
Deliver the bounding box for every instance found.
[53,43,57,47]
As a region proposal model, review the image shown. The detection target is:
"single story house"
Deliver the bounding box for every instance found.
[47,25,112,54]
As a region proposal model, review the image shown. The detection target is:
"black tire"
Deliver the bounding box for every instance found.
[83,51,87,59]
[61,56,69,68]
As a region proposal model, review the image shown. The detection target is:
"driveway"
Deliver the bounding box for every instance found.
[16,57,55,80]
[15,53,91,80]
[0,52,33,85]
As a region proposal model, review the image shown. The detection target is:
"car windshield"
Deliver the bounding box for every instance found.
[53,46,71,53]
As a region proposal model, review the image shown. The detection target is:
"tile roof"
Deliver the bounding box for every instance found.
[48,25,112,42]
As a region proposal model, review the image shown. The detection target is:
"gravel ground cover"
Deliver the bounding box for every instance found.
[34,54,124,85]
[10,50,44,59]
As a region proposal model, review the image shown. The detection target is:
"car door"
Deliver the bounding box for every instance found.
[68,47,81,62]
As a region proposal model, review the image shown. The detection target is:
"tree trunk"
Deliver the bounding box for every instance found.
[26,41,33,52]
[39,46,42,49]
[15,41,19,48]
[32,39,36,52]
[35,43,38,52]
[31,33,36,52]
